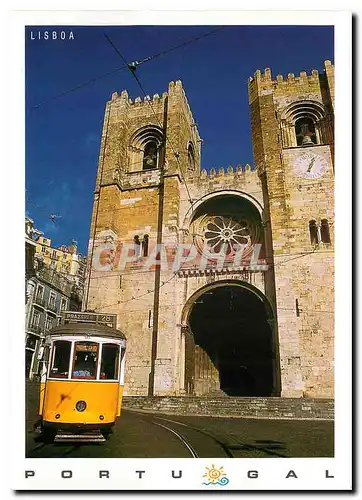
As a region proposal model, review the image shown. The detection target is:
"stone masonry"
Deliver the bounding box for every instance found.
[85,61,334,399]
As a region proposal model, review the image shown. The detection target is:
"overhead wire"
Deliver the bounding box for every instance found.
[30,27,225,109]
[89,32,205,305]
[103,32,195,206]
[84,243,330,281]
[31,28,224,309]
[98,297,334,315]
[27,27,334,310]
[99,32,331,304]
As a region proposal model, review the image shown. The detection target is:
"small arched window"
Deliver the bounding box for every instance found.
[295,117,317,146]
[320,219,331,244]
[142,234,149,257]
[187,143,195,171]
[309,220,319,245]
[143,141,158,170]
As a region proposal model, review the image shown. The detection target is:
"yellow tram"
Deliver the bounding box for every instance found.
[36,312,126,442]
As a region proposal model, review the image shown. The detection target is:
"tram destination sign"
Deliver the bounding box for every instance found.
[62,311,117,328]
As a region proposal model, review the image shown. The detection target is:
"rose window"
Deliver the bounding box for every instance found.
[193,214,258,258]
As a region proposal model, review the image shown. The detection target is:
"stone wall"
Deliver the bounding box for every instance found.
[248,61,334,398]
[85,62,334,399]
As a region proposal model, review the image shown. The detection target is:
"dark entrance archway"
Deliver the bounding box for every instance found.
[184,282,279,397]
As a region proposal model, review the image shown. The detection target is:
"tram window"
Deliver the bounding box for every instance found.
[100,344,120,380]
[49,340,71,378]
[72,342,98,379]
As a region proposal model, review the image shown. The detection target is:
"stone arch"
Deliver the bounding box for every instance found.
[279,100,327,147]
[181,280,280,397]
[183,191,265,263]
[182,190,264,231]
[181,279,274,325]
[128,124,163,172]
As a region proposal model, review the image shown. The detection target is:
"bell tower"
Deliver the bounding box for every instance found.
[248,60,334,398]
[85,80,201,396]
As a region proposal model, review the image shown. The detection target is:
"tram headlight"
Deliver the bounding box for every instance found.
[75,400,87,412]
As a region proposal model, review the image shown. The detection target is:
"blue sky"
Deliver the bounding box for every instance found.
[25,25,334,255]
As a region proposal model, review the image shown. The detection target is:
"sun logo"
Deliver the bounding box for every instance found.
[202,464,229,486]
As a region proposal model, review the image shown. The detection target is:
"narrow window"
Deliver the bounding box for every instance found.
[187,143,195,170]
[309,220,319,245]
[49,340,71,378]
[72,342,99,379]
[48,292,57,309]
[143,234,149,257]
[31,308,41,328]
[296,117,317,146]
[134,235,141,257]
[45,315,53,331]
[100,344,120,380]
[320,219,331,243]
[143,141,158,170]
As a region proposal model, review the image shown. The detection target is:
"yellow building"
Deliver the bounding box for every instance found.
[35,237,86,287]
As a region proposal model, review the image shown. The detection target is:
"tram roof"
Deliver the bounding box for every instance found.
[47,322,127,340]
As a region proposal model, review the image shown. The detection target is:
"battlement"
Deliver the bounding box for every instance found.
[248,60,334,102]
[110,88,168,105]
[110,80,200,140]
[199,164,255,179]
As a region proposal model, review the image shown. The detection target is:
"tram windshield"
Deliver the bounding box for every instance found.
[100,343,120,380]
[49,340,71,378]
[72,342,98,379]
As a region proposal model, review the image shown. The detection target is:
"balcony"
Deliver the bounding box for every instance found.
[47,302,58,313]
[28,323,43,335]
[34,295,46,307]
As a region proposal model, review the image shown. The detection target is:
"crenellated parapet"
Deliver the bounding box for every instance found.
[199,164,254,179]
[111,88,167,106]
[248,60,334,104]
[184,163,262,200]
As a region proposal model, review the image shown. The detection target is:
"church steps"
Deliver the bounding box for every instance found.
[123,396,334,420]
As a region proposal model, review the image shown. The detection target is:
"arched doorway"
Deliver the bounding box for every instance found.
[183,281,279,397]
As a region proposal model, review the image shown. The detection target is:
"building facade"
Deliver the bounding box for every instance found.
[35,236,87,289]
[85,61,334,399]
[25,221,86,379]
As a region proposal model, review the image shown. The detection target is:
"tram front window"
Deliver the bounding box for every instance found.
[100,344,120,380]
[49,340,71,378]
[72,342,98,379]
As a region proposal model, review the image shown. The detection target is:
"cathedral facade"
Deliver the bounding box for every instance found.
[85,60,334,399]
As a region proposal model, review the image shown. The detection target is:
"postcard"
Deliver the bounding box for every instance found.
[8,5,352,492]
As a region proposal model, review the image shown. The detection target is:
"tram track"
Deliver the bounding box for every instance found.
[151,421,199,458]
[152,415,234,457]
[27,411,234,458]
[135,411,234,458]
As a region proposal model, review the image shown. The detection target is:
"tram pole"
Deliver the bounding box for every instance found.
[148,96,168,397]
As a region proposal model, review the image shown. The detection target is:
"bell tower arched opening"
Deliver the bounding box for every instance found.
[183,281,280,397]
